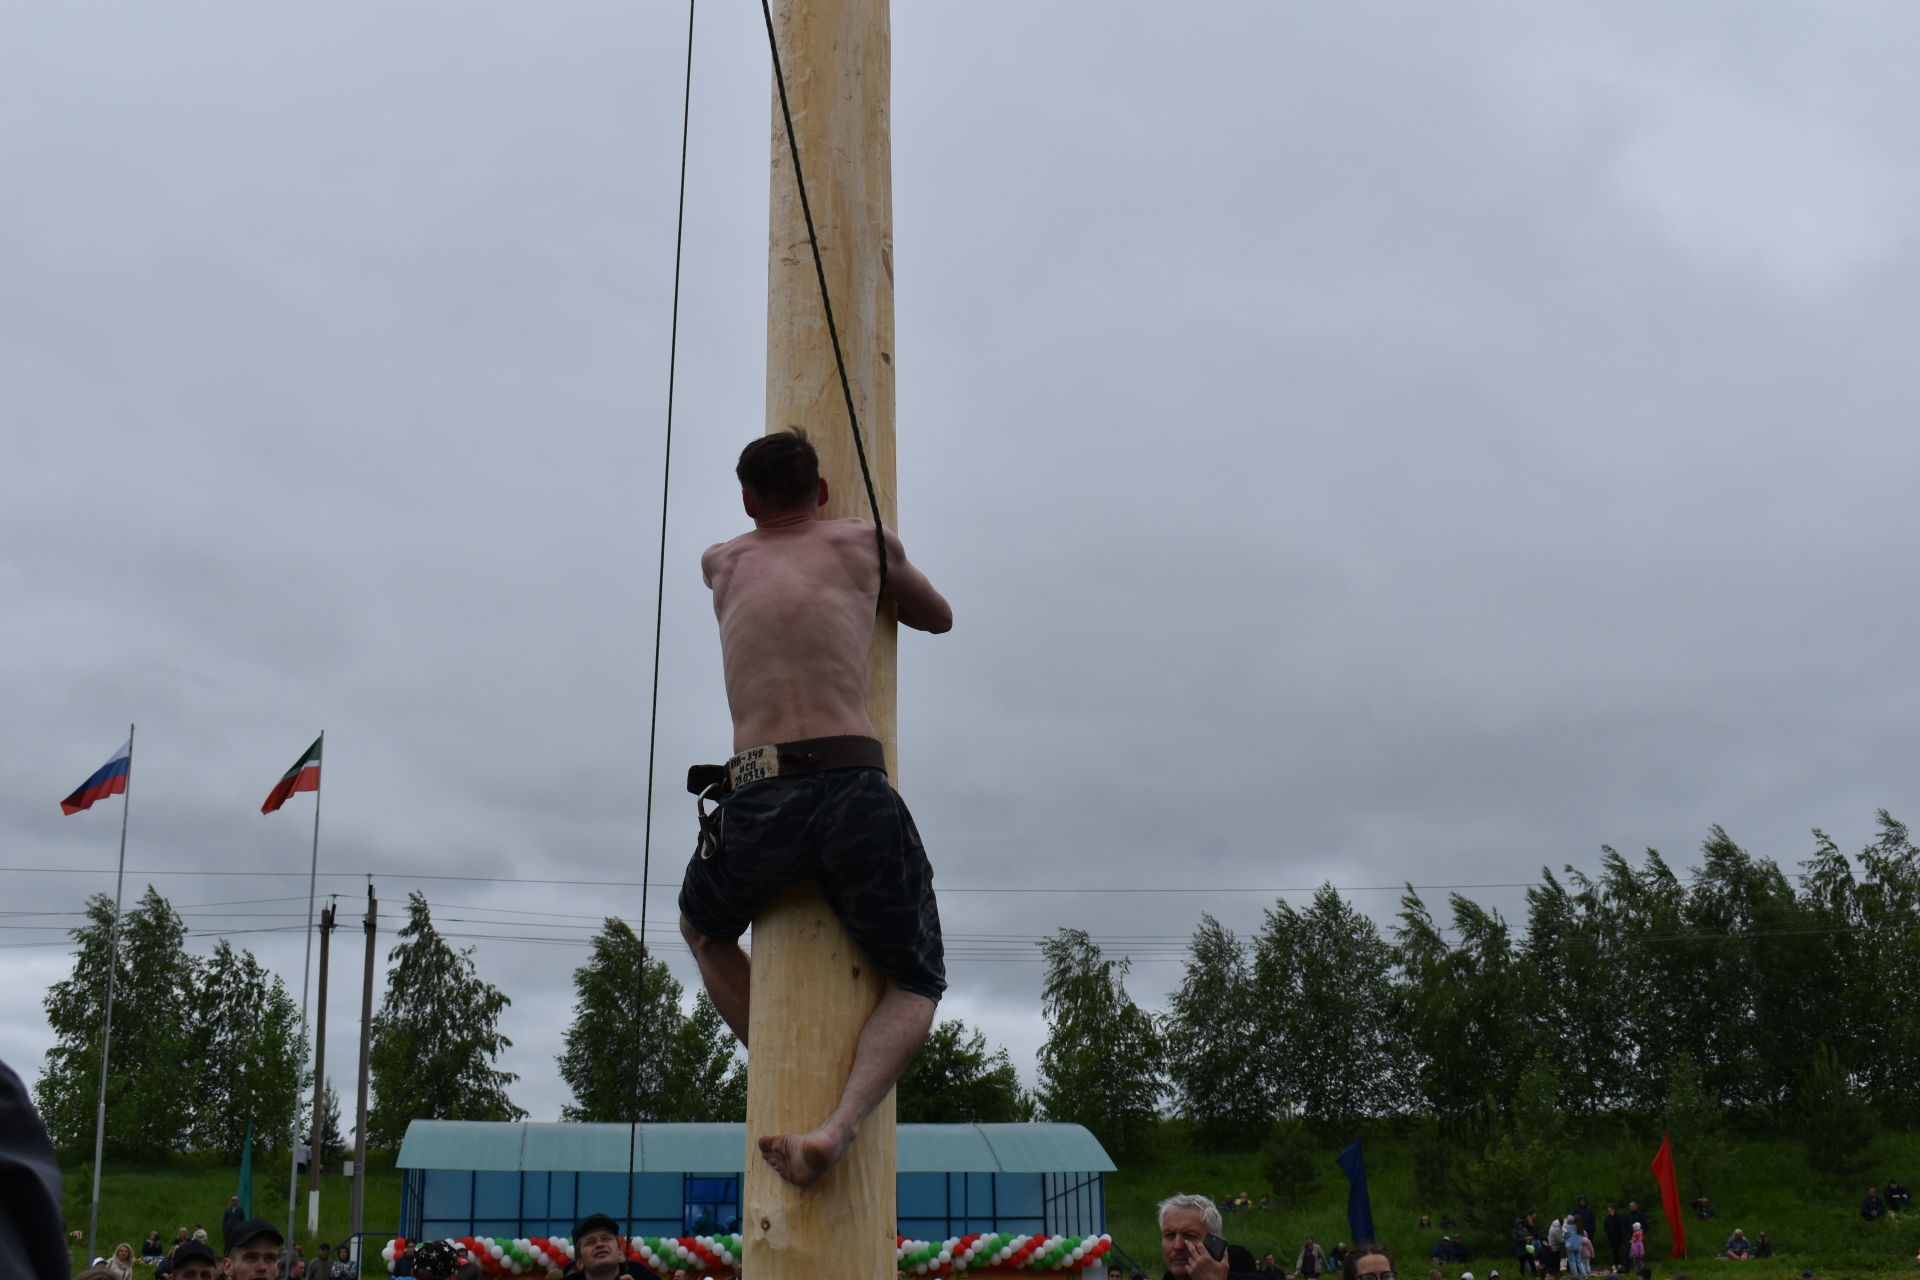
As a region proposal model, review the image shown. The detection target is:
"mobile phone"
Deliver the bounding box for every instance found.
[1204,1234,1229,1262]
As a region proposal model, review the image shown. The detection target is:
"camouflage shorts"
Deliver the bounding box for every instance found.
[678,765,946,1002]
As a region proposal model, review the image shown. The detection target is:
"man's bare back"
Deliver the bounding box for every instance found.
[681,430,952,1189]
[703,511,951,752]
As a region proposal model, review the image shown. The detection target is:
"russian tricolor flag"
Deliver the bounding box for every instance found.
[61,740,131,815]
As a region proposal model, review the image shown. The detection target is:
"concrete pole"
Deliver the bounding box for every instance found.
[307,903,333,1234]
[744,3,897,1278]
[349,884,376,1244]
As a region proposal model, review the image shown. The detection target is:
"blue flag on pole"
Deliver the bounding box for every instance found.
[236,1123,253,1217]
[1337,1139,1376,1246]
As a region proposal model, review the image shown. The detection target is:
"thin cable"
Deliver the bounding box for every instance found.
[641,0,697,970]
[632,0,698,1219]
[0,865,1592,893]
[759,0,889,604]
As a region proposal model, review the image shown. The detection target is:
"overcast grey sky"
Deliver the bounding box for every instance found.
[4,2,1917,1132]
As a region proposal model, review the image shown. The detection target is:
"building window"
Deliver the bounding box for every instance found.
[683,1175,740,1235]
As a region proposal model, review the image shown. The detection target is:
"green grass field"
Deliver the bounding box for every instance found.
[59,1129,1920,1278]
[1102,1127,1920,1280]
[60,1151,403,1263]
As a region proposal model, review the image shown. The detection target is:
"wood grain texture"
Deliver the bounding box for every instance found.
[746,2,899,1277]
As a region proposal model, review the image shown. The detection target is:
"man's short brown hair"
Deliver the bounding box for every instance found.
[737,429,819,509]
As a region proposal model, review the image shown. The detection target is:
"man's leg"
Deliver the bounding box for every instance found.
[757,982,934,1186]
[681,914,753,1047]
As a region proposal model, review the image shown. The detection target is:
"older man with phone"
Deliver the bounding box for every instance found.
[1159,1194,1264,1280]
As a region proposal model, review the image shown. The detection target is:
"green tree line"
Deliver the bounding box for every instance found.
[37,889,1035,1156]
[1034,812,1919,1210]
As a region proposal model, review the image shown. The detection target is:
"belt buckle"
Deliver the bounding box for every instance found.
[728,743,780,790]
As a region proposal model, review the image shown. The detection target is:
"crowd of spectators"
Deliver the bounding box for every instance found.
[91,1207,366,1280]
[1138,1178,1913,1280]
[60,1171,1917,1280]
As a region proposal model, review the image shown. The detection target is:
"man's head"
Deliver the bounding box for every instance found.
[1342,1250,1396,1280]
[412,1244,461,1280]
[224,1221,284,1280]
[335,1247,350,1260]
[1109,1267,1125,1280]
[1158,1194,1223,1278]
[172,1242,219,1280]
[736,429,825,517]
[574,1215,624,1272]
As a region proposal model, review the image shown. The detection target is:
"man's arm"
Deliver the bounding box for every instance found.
[701,541,728,589]
[880,526,952,633]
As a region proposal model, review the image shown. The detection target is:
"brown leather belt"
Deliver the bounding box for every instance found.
[685,734,888,801]
[726,734,887,790]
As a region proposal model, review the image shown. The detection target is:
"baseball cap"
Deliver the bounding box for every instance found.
[575,1213,622,1238]
[224,1220,284,1253]
[175,1242,219,1268]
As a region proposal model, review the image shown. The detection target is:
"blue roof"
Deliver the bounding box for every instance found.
[398,1121,1114,1174]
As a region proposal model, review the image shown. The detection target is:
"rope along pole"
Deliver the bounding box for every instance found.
[631,0,698,1230]
[759,0,889,605]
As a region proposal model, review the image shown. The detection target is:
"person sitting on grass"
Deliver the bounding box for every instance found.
[1718,1230,1752,1260]
[1886,1179,1911,1212]
[1862,1187,1887,1220]
[1751,1232,1772,1259]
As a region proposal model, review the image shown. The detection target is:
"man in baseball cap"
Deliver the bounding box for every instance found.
[571,1215,658,1280]
[224,1221,285,1280]
[172,1242,221,1280]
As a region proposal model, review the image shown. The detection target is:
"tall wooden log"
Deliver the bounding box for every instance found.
[743,2,897,1278]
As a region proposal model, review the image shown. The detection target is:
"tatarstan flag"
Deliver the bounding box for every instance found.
[262,735,322,813]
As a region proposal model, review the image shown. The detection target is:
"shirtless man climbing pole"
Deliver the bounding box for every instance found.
[679,427,953,1187]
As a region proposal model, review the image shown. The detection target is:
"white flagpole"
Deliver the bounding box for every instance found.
[285,731,325,1253]
[86,722,134,1261]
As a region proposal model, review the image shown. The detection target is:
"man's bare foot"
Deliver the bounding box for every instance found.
[758,1128,852,1186]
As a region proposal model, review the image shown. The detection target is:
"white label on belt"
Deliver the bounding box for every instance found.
[730,744,779,787]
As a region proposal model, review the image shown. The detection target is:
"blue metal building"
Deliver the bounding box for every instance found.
[396,1120,1113,1242]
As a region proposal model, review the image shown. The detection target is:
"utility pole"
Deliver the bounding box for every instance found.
[308,901,335,1234]
[743,4,898,1278]
[349,883,376,1244]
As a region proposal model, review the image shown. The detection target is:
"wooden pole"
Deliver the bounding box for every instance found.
[744,2,897,1278]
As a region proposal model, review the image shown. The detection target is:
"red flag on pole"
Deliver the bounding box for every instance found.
[262,736,322,814]
[1651,1131,1688,1259]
